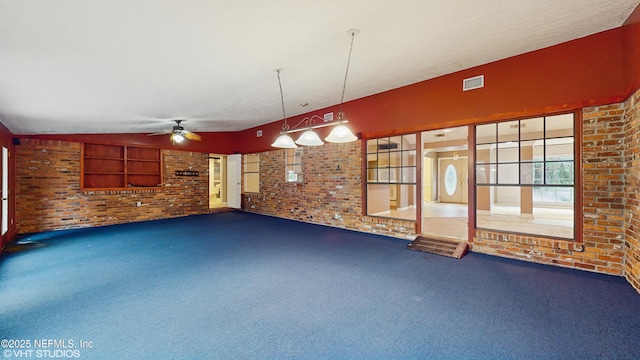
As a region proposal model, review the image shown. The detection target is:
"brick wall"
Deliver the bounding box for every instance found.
[240,142,417,239]
[242,142,362,230]
[14,98,640,291]
[624,89,640,293]
[15,139,209,234]
[472,104,627,275]
[241,103,640,283]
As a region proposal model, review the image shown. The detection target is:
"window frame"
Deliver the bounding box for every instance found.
[243,154,260,193]
[365,134,417,220]
[285,148,304,183]
[474,113,576,240]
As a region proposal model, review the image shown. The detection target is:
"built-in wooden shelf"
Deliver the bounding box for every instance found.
[81,143,163,190]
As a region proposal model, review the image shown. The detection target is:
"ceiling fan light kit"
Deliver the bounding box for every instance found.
[148,119,202,145]
[271,29,359,149]
[171,133,185,144]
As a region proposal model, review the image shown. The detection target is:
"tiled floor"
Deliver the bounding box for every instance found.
[373,202,574,240]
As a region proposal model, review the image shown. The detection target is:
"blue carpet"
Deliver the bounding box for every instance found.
[1,212,639,359]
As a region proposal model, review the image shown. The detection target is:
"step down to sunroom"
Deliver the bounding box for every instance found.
[408,236,468,259]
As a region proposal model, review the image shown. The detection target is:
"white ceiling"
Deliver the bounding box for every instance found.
[0,0,638,135]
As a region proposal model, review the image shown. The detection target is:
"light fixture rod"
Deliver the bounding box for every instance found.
[339,29,359,114]
[284,119,350,134]
[276,69,289,131]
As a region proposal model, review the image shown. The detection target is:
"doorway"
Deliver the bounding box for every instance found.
[421,127,469,241]
[209,154,241,210]
[209,155,227,208]
[2,146,8,236]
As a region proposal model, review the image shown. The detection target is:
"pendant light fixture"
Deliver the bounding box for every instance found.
[295,128,324,146]
[325,29,359,143]
[271,69,298,148]
[271,29,359,148]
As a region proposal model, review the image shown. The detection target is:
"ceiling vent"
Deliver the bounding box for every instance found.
[378,142,398,150]
[463,75,484,91]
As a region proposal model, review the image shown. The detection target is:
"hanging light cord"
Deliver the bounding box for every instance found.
[338,30,357,118]
[276,69,289,131]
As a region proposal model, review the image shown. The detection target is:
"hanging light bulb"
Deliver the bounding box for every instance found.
[271,30,359,148]
[171,133,185,144]
[325,111,358,143]
[295,129,324,146]
[326,124,357,143]
[271,69,298,149]
[271,133,297,148]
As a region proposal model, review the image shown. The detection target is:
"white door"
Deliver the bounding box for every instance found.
[2,147,8,235]
[226,154,241,208]
[439,157,468,204]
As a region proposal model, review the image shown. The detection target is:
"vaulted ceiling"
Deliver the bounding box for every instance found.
[0,0,638,136]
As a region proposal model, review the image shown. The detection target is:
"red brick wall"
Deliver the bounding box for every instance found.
[242,142,362,229]
[624,88,640,293]
[472,104,627,275]
[241,105,636,278]
[242,104,639,283]
[240,142,417,239]
[15,139,209,234]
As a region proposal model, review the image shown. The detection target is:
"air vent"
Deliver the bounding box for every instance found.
[434,133,446,138]
[463,75,484,91]
[378,143,398,150]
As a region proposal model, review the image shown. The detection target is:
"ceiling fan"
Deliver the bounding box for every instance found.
[148,120,202,144]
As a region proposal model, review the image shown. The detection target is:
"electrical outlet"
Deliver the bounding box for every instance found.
[136,201,141,207]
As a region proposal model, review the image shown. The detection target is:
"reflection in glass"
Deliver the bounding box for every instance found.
[402,167,416,183]
[476,123,496,144]
[497,120,519,142]
[497,163,519,184]
[520,117,544,140]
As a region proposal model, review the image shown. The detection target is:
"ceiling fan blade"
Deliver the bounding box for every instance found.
[147,132,170,136]
[184,131,202,141]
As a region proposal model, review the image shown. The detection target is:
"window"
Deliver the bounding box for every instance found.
[366,134,417,220]
[475,113,575,239]
[286,148,303,183]
[243,154,260,193]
